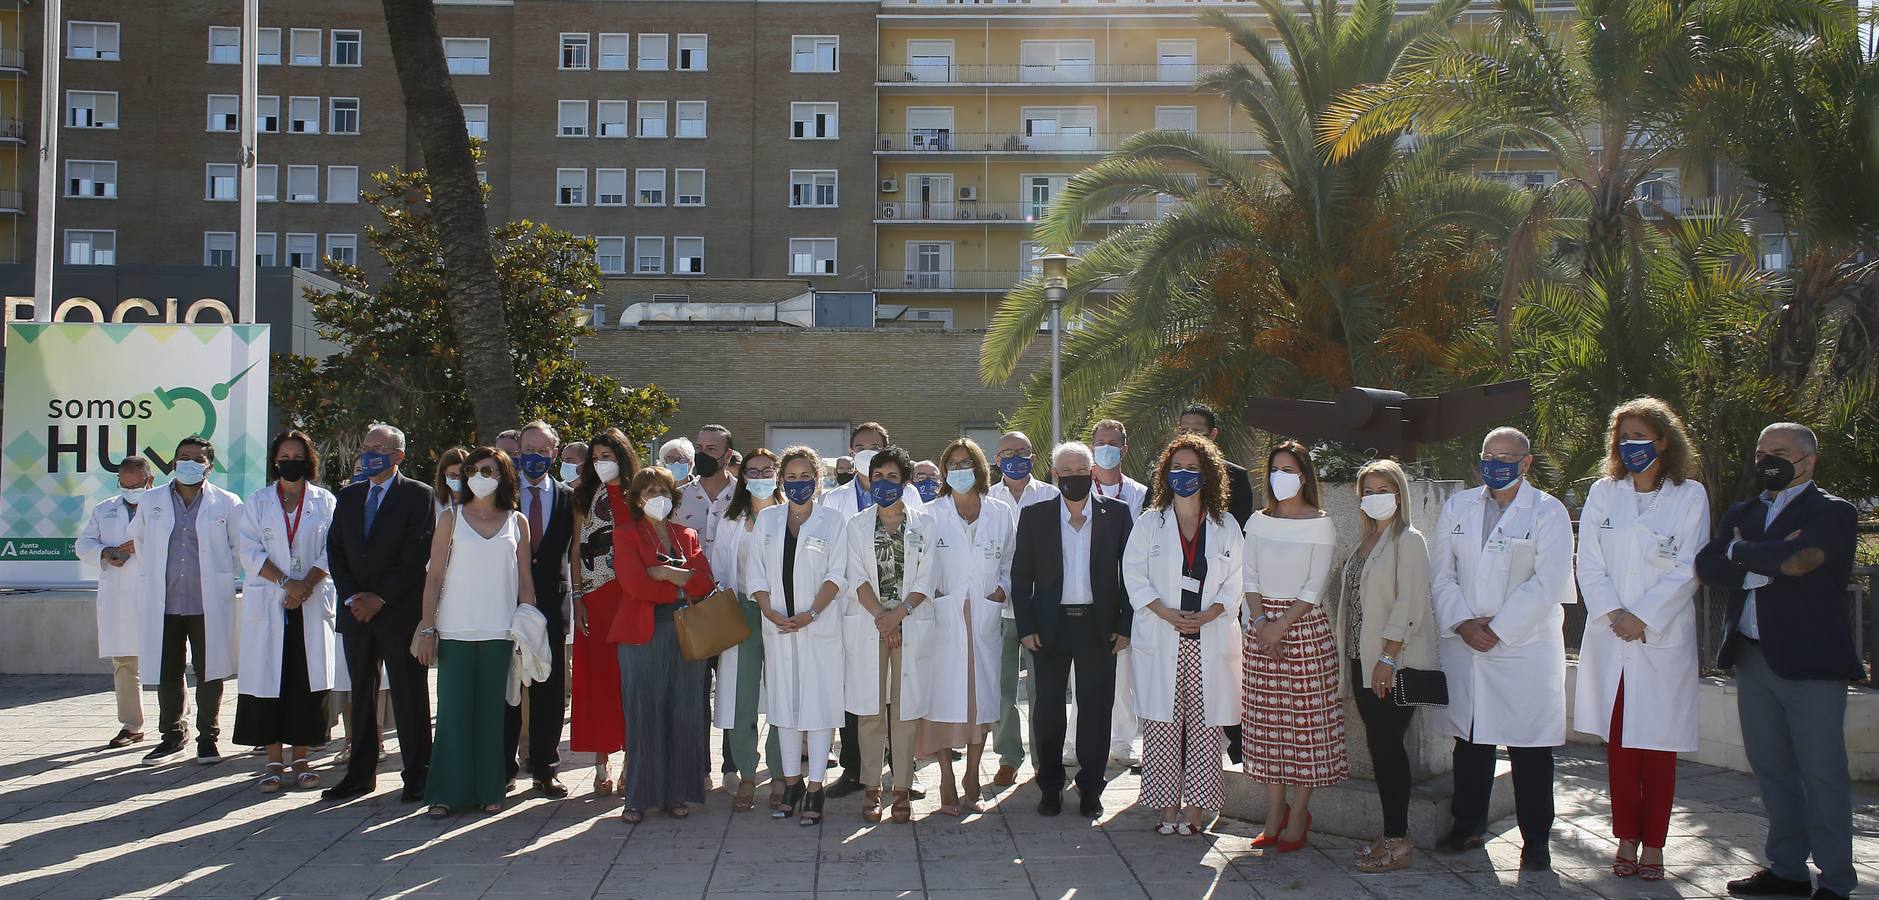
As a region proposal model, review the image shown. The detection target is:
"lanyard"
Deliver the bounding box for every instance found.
[1095,479,1122,499]
[1178,522,1200,573]
[278,483,306,547]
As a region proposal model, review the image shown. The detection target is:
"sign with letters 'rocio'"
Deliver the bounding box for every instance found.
[0,323,269,587]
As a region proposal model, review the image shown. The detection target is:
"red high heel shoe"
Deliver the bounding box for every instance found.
[1250,806,1290,848]
[1276,812,1313,853]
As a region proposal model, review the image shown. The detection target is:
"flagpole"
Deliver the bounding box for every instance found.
[32,0,63,322]
[237,0,258,322]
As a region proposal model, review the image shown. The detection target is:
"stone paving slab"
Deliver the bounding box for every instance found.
[2,675,1876,899]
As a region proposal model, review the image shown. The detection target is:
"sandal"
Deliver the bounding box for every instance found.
[862,787,883,824]
[666,804,690,818]
[593,764,615,797]
[1156,821,1178,836]
[890,790,912,824]
[258,763,286,794]
[733,779,757,812]
[1176,821,1201,836]
[1638,862,1665,881]
[798,788,825,826]
[769,784,788,812]
[936,780,962,817]
[774,782,806,820]
[294,769,321,790]
[1613,841,1639,878]
[1357,838,1413,873]
[426,804,450,819]
[960,774,982,814]
[620,807,644,824]
[481,803,502,813]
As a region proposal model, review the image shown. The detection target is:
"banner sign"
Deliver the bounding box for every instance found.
[0,324,269,587]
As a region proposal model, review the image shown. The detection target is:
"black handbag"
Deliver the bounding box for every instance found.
[1390,666,1448,707]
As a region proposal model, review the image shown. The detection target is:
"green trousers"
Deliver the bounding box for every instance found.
[725,596,783,783]
[994,616,1031,768]
[426,639,512,809]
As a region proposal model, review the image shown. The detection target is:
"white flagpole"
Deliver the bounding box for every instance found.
[32,0,63,322]
[237,0,258,322]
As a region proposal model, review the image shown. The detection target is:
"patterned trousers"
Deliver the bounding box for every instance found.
[1140,639,1223,810]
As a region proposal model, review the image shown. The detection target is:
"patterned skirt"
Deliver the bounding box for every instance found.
[1240,596,1348,787]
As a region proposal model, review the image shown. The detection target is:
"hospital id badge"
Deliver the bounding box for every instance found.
[1484,536,1510,554]
[805,536,828,553]
[1181,576,1203,594]
[1655,534,1678,561]
[980,543,997,561]
[289,555,303,575]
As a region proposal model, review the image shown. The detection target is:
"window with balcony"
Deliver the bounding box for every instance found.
[444,38,490,75]
[1483,170,1557,191]
[69,22,121,61]
[792,36,837,73]
[1021,240,1095,278]
[1268,40,1292,71]
[790,170,837,207]
[1157,40,1198,82]
[1023,174,1070,220]
[637,101,667,138]
[332,30,362,66]
[1635,169,1680,208]
[674,236,704,274]
[257,28,281,65]
[328,166,359,203]
[463,103,489,140]
[290,28,321,65]
[205,163,238,201]
[677,34,707,70]
[634,236,665,274]
[258,95,280,132]
[1021,106,1096,151]
[67,91,118,128]
[597,100,629,137]
[791,102,837,139]
[209,27,241,64]
[255,233,278,266]
[561,33,590,69]
[558,100,588,136]
[287,165,319,203]
[905,40,953,81]
[595,236,627,274]
[204,232,237,267]
[905,242,953,288]
[65,160,117,199]
[330,97,360,134]
[675,169,705,206]
[65,230,115,265]
[1020,40,1093,83]
[326,234,358,268]
[1154,106,1197,134]
[789,238,836,275]
[557,168,586,205]
[906,107,953,150]
[904,174,953,219]
[289,96,320,133]
[598,33,630,70]
[638,34,668,70]
[676,101,706,138]
[636,169,665,206]
[596,169,628,206]
[286,233,318,268]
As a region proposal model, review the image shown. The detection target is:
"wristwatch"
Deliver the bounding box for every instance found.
[274,574,290,588]
[417,626,438,638]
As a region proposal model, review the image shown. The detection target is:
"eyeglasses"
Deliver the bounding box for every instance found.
[743,468,777,479]
[995,449,1029,459]
[470,465,501,477]
[1479,452,1526,464]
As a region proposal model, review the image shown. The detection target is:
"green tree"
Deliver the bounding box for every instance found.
[272,163,677,485]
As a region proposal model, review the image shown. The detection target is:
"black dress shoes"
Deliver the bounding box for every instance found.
[1078,789,1103,818]
[825,773,864,799]
[1037,791,1062,816]
[399,785,425,803]
[1519,846,1551,871]
[1726,869,1814,897]
[535,777,569,798]
[1433,832,1488,854]
[321,778,374,802]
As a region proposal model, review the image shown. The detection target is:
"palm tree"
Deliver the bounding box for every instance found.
[380,0,520,442]
[979,0,1517,462]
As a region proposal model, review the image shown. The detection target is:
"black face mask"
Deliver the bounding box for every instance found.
[694,452,721,479]
[1057,474,1093,503]
[275,459,311,483]
[835,471,855,486]
[1756,454,1797,492]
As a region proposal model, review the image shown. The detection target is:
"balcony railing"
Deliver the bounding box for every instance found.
[878,130,1264,153]
[880,0,1577,10]
[0,189,22,213]
[0,49,24,72]
[0,118,24,141]
[876,269,1128,292]
[876,199,1172,223]
[879,62,1226,85]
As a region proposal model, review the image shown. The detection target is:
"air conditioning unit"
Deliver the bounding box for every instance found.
[958,186,977,200]
[881,203,899,219]
[880,177,898,193]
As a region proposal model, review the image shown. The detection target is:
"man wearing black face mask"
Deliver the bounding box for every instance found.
[1697,423,1860,900]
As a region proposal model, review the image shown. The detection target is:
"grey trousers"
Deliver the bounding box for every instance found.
[1735,642,1856,896]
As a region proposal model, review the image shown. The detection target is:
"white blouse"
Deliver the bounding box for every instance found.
[1243,511,1338,606]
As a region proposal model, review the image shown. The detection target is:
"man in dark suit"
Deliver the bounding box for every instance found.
[506,421,576,796]
[1696,423,1861,900]
[1176,402,1253,764]
[324,423,437,802]
[1012,441,1133,818]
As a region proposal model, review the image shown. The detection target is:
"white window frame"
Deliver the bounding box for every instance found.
[635,168,666,206]
[285,232,318,269]
[560,33,590,70]
[596,100,630,137]
[675,101,706,138]
[595,236,627,274]
[790,102,838,139]
[677,34,707,71]
[288,96,320,134]
[638,34,669,70]
[326,234,359,269]
[637,101,667,138]
[206,94,240,132]
[1154,105,1198,134]
[789,169,837,208]
[331,29,362,67]
[204,232,237,267]
[329,97,360,135]
[596,169,629,206]
[444,37,491,76]
[257,164,278,202]
[558,100,589,137]
[255,232,278,266]
[792,35,838,73]
[1759,232,1792,271]
[462,103,490,140]
[256,28,281,65]
[634,236,666,274]
[673,236,704,274]
[557,168,587,206]
[675,169,705,207]
[289,28,322,66]
[788,238,837,276]
[286,165,319,203]
[68,21,121,61]
[65,90,118,129]
[205,163,239,201]
[327,166,360,204]
[598,33,631,70]
[64,159,117,199]
[906,40,954,82]
[1156,39,1198,83]
[257,95,280,133]
[208,26,241,65]
[64,229,116,265]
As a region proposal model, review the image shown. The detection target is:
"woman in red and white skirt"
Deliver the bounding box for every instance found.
[1241,439,1345,851]
[569,428,640,796]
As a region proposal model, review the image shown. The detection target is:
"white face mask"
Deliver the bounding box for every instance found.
[444,477,462,495]
[467,473,500,498]
[1360,492,1398,522]
[1269,470,1302,502]
[593,460,621,483]
[120,486,147,503]
[559,462,582,482]
[642,494,672,521]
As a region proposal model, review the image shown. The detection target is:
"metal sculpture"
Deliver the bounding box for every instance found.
[1242,381,1534,461]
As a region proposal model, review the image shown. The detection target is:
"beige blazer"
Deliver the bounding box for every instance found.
[1330,525,1437,694]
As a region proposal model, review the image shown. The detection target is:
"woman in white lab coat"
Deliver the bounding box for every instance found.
[1573,399,1709,880]
[76,458,155,748]
[908,437,1015,816]
[711,447,784,812]
[746,446,849,826]
[234,431,339,792]
[1123,434,1244,835]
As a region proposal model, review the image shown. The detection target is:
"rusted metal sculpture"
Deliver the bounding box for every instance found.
[1243,381,1534,461]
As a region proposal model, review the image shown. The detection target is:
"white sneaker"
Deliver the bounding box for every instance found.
[1110,746,1140,767]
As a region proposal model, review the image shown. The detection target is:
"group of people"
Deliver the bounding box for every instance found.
[80,399,1864,899]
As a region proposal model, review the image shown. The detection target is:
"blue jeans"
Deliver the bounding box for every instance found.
[1735,642,1855,896]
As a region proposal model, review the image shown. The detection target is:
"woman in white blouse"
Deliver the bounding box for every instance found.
[1241,439,1344,851]
[1573,398,1709,881]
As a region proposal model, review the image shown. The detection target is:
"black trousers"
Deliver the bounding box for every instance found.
[1351,659,1416,838]
[342,620,433,791]
[1223,724,1243,765]
[157,613,224,744]
[505,621,567,780]
[839,713,860,775]
[1452,734,1555,846]
[1029,612,1117,795]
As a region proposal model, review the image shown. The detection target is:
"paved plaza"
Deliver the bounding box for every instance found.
[0,674,1874,899]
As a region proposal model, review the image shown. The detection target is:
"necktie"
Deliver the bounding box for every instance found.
[364,483,384,537]
[529,484,544,551]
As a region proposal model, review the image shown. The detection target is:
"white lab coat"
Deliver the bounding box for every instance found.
[76,495,144,658]
[1124,507,1246,726]
[709,511,754,730]
[1092,474,1147,520]
[840,503,935,717]
[1429,481,1577,747]
[746,501,849,731]
[824,478,927,519]
[904,493,1014,724]
[1572,476,1709,752]
[236,483,340,698]
[131,482,245,687]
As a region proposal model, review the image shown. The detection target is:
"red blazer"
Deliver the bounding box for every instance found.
[606,510,714,646]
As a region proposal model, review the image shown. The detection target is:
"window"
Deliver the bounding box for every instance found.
[677,34,707,70]
[634,237,665,274]
[64,160,117,199]
[1483,170,1557,191]
[789,238,836,275]
[1157,39,1198,83]
[557,169,586,205]
[596,100,629,137]
[558,100,588,137]
[330,97,360,135]
[595,236,627,274]
[327,166,359,203]
[255,233,278,266]
[1021,240,1096,278]
[65,230,115,265]
[560,33,589,69]
[790,103,837,139]
[1024,174,1070,219]
[257,28,281,65]
[1021,106,1097,151]
[200,232,236,267]
[1267,40,1291,71]
[66,91,118,128]
[598,33,630,70]
[257,95,280,132]
[636,169,665,206]
[1154,106,1197,134]
[792,36,837,73]
[286,165,319,203]
[1635,169,1680,207]
[596,169,628,205]
[463,104,489,140]
[444,38,490,75]
[207,94,239,132]
[676,101,706,138]
[638,34,668,70]
[1020,40,1094,83]
[906,40,953,81]
[209,26,241,64]
[289,96,320,133]
[286,233,318,268]
[326,234,358,269]
[257,164,278,202]
[205,163,238,200]
[675,169,705,206]
[674,237,704,274]
[1759,232,1792,271]
[637,101,667,138]
[789,170,837,207]
[289,28,321,65]
[69,22,121,61]
[331,30,362,66]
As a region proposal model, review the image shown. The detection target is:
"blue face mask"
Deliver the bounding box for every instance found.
[358,450,392,479]
[351,471,369,484]
[946,469,978,494]
[666,461,692,483]
[998,454,1033,481]
[518,452,553,481]
[912,478,941,502]
[782,479,816,505]
[1092,444,1124,470]
[870,479,904,508]
[1479,457,1523,490]
[1167,469,1202,497]
[173,459,209,486]
[745,477,777,499]
[1619,440,1658,474]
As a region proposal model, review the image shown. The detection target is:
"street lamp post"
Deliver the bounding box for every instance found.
[1038,251,1079,450]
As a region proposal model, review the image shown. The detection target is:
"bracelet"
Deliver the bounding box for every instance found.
[417,626,438,638]
[1378,654,1399,669]
[1250,613,1269,630]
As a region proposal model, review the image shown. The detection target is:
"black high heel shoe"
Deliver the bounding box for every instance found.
[799,787,825,826]
[773,782,806,820]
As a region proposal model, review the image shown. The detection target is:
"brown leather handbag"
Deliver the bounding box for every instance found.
[674,588,750,661]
